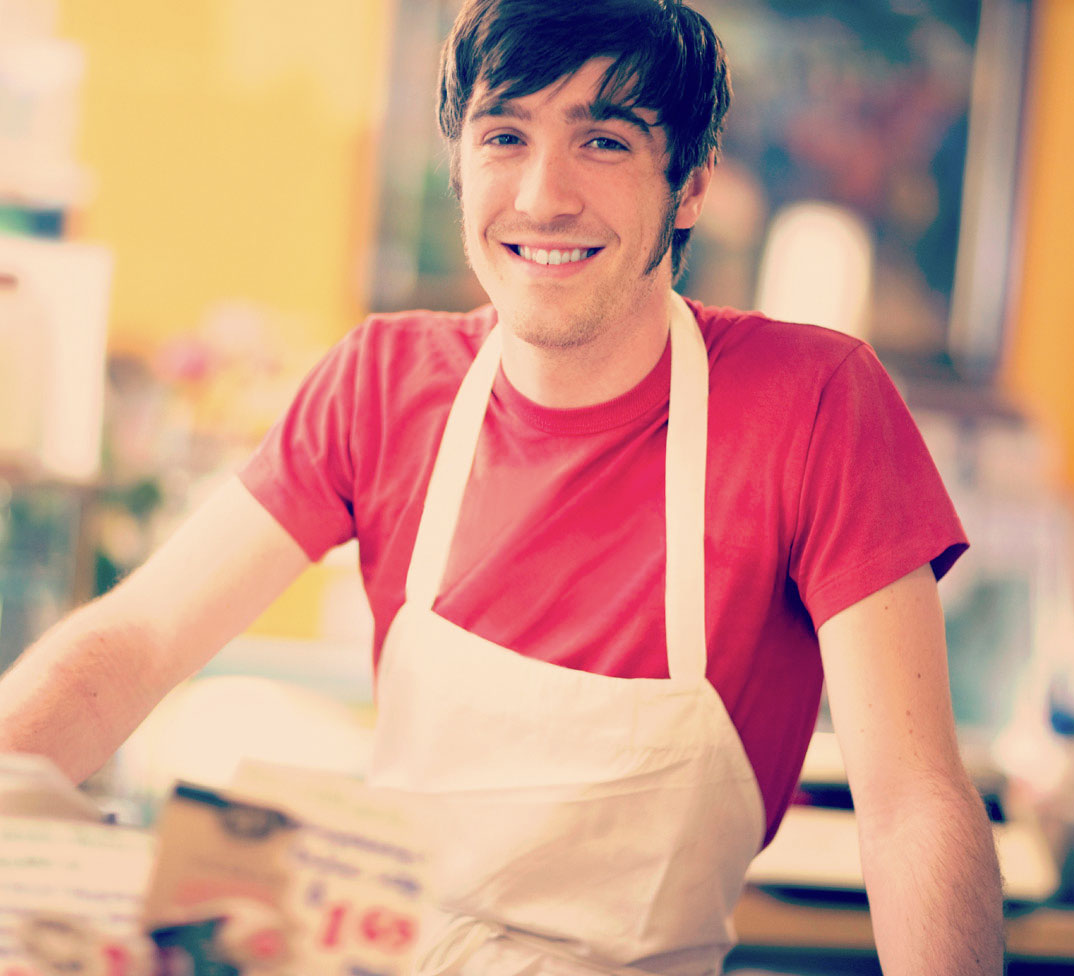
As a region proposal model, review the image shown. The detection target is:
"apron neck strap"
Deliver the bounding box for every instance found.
[663,293,709,683]
[406,324,503,612]
[405,295,709,684]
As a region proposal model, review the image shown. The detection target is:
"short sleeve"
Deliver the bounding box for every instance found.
[789,343,968,628]
[238,331,360,562]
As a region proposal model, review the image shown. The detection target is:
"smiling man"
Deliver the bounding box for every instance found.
[0,1,1003,975]
[455,58,710,407]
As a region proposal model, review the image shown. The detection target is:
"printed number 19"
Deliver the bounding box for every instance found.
[320,904,416,954]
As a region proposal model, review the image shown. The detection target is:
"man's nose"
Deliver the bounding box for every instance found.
[513,149,583,222]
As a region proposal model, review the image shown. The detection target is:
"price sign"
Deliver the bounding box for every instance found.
[232,762,431,976]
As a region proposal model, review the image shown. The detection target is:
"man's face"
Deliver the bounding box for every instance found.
[457,59,690,350]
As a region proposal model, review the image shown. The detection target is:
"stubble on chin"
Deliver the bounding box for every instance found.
[503,297,608,350]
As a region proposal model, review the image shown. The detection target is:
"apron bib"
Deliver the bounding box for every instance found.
[368,296,764,976]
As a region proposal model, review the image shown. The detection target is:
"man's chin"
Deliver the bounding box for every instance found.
[500,307,604,351]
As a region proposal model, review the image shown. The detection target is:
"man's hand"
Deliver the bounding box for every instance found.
[0,476,311,783]
[818,564,1004,975]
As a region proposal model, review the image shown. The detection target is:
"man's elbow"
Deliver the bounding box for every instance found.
[855,761,1001,886]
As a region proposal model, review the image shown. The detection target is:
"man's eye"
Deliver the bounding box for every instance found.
[588,136,628,152]
[487,133,522,147]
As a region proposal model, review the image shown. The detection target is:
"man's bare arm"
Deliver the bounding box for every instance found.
[0,476,311,783]
[818,564,1004,976]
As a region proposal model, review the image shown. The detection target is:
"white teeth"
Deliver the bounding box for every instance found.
[517,245,593,265]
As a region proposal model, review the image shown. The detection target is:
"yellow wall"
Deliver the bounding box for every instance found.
[1003,0,1074,489]
[54,1,395,637]
[57,0,393,360]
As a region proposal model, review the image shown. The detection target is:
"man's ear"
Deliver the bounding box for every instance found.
[674,152,715,230]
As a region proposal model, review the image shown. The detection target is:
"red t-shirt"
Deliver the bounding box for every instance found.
[239,299,967,845]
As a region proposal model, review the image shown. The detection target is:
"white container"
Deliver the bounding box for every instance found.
[0,268,49,467]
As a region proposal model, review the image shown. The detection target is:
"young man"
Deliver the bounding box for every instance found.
[0,1,1002,973]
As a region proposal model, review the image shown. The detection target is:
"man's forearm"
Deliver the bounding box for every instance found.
[0,595,171,784]
[861,773,1004,975]
[0,478,313,784]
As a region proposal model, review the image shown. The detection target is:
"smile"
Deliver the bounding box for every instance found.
[507,244,602,266]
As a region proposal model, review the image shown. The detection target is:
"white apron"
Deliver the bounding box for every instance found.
[368,295,764,976]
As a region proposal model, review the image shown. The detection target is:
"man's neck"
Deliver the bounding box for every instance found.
[497,292,674,409]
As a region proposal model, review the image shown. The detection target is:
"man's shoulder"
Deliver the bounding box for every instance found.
[684,298,865,365]
[350,304,497,354]
[683,298,873,397]
[319,305,498,395]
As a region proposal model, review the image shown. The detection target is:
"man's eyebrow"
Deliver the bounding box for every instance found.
[566,101,655,140]
[468,94,532,124]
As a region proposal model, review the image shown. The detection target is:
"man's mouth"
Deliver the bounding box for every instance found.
[505,244,602,266]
